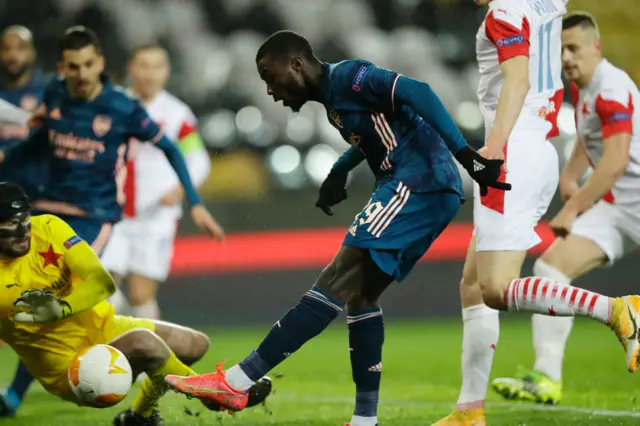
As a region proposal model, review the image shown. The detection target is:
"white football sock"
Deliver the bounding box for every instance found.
[531,259,574,382]
[456,304,499,408]
[225,364,255,390]
[350,415,378,426]
[131,299,160,320]
[108,287,128,314]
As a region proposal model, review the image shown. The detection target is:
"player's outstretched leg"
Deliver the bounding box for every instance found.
[0,361,35,416]
[166,246,390,414]
[492,235,610,404]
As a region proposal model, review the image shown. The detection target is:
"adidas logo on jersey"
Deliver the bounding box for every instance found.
[473,160,485,172]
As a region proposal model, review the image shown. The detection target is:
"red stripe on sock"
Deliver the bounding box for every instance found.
[531,278,541,303]
[588,294,599,314]
[510,279,519,308]
[541,282,549,299]
[523,278,531,302]
[569,288,579,306]
[551,285,559,299]
[561,287,569,301]
[578,291,589,309]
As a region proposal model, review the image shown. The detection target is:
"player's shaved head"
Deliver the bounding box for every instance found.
[563,12,599,39]
[128,43,170,102]
[58,26,105,100]
[561,12,602,87]
[256,31,325,113]
[256,30,316,63]
[0,25,35,83]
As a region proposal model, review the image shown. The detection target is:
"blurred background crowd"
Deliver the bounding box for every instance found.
[2,0,637,232]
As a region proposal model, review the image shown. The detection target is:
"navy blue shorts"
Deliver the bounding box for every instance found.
[33,212,113,256]
[343,180,461,281]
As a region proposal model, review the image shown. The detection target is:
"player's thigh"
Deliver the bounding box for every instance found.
[313,245,391,308]
[567,201,637,268]
[474,139,558,252]
[99,221,131,277]
[130,221,177,282]
[16,349,79,403]
[152,320,210,365]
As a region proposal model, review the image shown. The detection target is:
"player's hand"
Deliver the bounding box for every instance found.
[454,146,511,196]
[316,170,348,216]
[549,205,578,238]
[12,289,71,323]
[191,204,225,242]
[559,177,580,203]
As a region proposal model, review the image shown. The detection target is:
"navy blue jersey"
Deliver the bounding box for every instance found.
[36,74,163,222]
[0,72,51,198]
[321,60,463,196]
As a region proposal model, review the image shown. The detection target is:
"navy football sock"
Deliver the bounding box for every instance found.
[348,308,384,419]
[10,361,34,400]
[239,286,343,381]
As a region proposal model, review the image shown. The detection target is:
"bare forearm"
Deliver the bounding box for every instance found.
[567,158,624,213]
[561,140,590,183]
[488,74,529,147]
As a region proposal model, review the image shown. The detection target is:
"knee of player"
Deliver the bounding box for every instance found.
[120,329,169,366]
[478,279,508,310]
[189,330,210,362]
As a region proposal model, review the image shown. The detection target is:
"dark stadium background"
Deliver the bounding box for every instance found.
[4,0,638,326]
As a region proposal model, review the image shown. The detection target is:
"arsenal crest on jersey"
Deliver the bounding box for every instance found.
[93,115,112,137]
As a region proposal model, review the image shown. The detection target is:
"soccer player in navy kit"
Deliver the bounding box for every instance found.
[166,31,509,426]
[0,26,51,201]
[0,26,226,418]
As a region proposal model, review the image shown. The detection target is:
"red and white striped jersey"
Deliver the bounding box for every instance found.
[476,0,567,141]
[123,90,211,219]
[572,60,640,207]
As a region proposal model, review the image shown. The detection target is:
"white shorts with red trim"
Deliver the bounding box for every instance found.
[571,200,640,266]
[100,215,178,282]
[473,138,559,252]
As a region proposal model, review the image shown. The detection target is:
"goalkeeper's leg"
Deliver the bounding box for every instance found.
[110,323,209,424]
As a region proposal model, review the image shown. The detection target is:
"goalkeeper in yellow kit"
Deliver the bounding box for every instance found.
[0,183,271,425]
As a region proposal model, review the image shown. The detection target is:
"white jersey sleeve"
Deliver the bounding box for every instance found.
[484,6,531,64]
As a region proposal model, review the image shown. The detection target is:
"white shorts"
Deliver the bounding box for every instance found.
[100,216,178,282]
[571,200,640,266]
[473,139,559,251]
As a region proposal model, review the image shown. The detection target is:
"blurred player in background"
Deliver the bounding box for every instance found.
[435,1,640,425]
[0,26,51,200]
[103,44,211,320]
[0,26,225,417]
[0,183,269,426]
[165,30,509,426]
[492,12,640,405]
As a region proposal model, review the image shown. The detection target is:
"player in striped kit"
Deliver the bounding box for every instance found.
[102,44,211,320]
[434,2,640,425]
[492,11,640,406]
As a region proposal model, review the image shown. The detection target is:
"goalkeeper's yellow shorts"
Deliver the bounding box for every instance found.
[9,303,155,400]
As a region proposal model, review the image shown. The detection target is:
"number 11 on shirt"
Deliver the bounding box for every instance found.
[537,20,554,92]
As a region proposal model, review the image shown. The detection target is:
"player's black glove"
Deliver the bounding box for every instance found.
[316,170,348,216]
[454,146,512,196]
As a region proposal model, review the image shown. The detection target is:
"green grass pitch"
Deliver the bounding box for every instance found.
[1,318,639,425]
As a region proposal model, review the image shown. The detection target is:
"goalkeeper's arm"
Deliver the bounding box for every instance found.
[62,241,115,317]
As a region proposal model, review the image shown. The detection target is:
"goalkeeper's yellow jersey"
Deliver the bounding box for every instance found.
[0,214,114,353]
